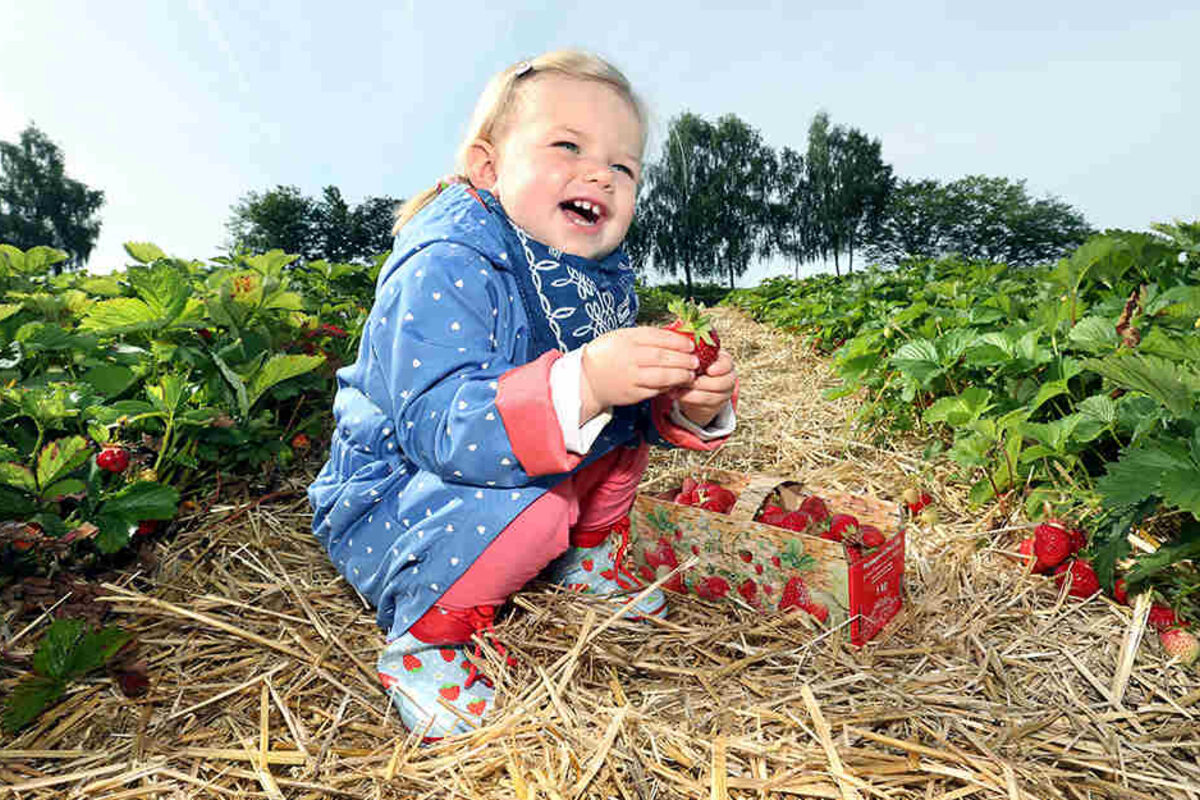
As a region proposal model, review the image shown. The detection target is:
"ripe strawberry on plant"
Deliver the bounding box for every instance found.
[1112,578,1129,605]
[664,299,720,373]
[1148,604,1182,632]
[1066,527,1087,555]
[96,446,130,473]
[1033,521,1071,569]
[1159,628,1199,666]
[1053,559,1100,599]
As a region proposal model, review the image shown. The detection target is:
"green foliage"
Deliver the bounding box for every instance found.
[0,125,105,271]
[3,618,131,732]
[730,221,1200,601]
[227,184,400,264]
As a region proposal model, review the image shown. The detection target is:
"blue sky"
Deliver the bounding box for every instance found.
[1,1,1196,283]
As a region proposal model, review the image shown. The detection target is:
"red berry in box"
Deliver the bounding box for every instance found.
[1053,559,1100,599]
[799,496,830,522]
[697,483,736,513]
[860,525,885,549]
[1033,521,1071,569]
[664,299,720,373]
[757,505,788,526]
[779,510,812,532]
[96,446,130,473]
[826,514,859,542]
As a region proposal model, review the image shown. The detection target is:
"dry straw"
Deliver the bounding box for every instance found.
[1,307,1198,798]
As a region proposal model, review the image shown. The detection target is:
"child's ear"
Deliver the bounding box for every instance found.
[465,139,499,191]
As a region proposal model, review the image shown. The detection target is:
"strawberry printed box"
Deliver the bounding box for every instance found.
[628,469,906,646]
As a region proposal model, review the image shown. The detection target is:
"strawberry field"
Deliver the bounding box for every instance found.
[1,233,1199,798]
[727,221,1200,629]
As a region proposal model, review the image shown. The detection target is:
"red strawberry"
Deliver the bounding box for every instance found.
[696,483,737,513]
[402,654,423,672]
[1066,527,1087,555]
[134,520,158,537]
[826,513,859,542]
[754,562,763,575]
[860,525,885,549]
[1016,537,1050,573]
[440,648,457,663]
[691,544,701,556]
[638,565,656,582]
[1033,521,1071,569]
[659,566,687,594]
[1148,604,1181,632]
[291,433,311,451]
[770,555,781,568]
[467,699,487,715]
[439,684,461,701]
[695,576,730,600]
[1113,578,1128,605]
[1159,628,1199,666]
[757,505,788,526]
[1053,559,1100,599]
[799,496,830,522]
[664,299,720,373]
[581,558,594,572]
[737,549,754,563]
[96,445,130,473]
[779,511,812,532]
[805,600,830,624]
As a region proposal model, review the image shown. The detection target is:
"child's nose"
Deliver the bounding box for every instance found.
[582,159,613,187]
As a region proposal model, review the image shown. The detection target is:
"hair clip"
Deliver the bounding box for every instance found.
[514,60,533,77]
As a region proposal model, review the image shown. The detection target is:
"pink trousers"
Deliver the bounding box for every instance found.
[436,442,650,611]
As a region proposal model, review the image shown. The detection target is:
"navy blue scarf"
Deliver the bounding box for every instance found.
[475,189,639,358]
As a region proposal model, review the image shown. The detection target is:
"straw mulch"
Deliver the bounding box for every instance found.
[2,307,1198,799]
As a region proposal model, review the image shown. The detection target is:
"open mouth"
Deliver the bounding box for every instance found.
[560,199,605,227]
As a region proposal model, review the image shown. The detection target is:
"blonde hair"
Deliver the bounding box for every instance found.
[392,50,647,234]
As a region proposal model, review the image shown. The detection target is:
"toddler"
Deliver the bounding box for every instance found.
[308,50,738,741]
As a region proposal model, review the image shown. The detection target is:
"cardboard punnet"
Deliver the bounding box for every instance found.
[628,468,906,646]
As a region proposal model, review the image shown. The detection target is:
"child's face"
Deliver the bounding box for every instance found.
[475,74,643,261]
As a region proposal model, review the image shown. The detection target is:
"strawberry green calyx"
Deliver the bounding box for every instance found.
[666,299,716,345]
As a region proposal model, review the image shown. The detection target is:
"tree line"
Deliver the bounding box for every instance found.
[2,119,1093,285]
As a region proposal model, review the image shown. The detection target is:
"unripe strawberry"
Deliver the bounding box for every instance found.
[1033,521,1071,569]
[96,446,130,473]
[1159,628,1199,666]
[1053,559,1100,599]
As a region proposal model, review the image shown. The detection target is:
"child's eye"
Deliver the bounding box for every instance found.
[612,164,635,178]
[552,141,579,153]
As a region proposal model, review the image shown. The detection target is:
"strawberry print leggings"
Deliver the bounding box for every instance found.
[435,442,651,611]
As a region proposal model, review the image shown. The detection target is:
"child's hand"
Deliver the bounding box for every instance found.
[674,349,736,428]
[580,327,699,420]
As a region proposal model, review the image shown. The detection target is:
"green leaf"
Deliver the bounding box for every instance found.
[128,262,190,321]
[246,354,325,411]
[1160,462,1200,517]
[81,365,137,397]
[1076,394,1117,426]
[1140,327,1200,365]
[95,512,134,554]
[66,627,131,677]
[890,339,942,385]
[0,462,36,491]
[1095,446,1189,508]
[146,373,188,416]
[32,619,86,680]
[0,303,22,324]
[1085,353,1196,417]
[78,298,159,333]
[211,352,249,418]
[41,478,86,499]
[1067,317,1119,353]
[36,436,90,489]
[78,276,124,297]
[924,387,993,427]
[1126,527,1200,585]
[123,242,167,263]
[0,484,37,518]
[103,481,179,522]
[2,675,65,733]
[1029,379,1069,413]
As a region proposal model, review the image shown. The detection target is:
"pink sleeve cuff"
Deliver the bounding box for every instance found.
[651,380,739,451]
[496,350,584,476]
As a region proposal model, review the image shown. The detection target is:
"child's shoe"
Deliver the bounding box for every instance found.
[377,605,511,741]
[544,516,668,620]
